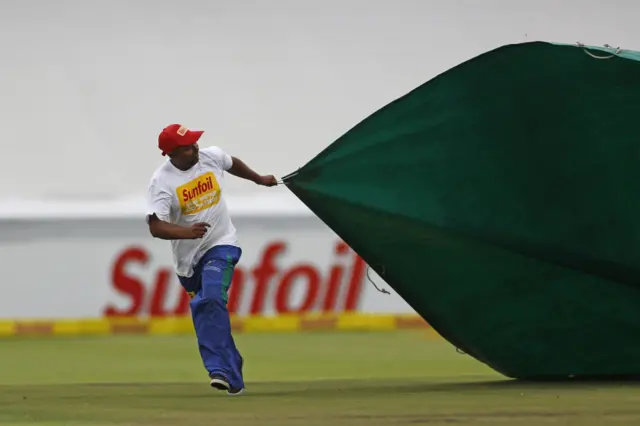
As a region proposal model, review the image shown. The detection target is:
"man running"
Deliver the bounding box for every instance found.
[146,123,277,395]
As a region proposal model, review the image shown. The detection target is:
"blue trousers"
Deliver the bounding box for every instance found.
[177,245,244,389]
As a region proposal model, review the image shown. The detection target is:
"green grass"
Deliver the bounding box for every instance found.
[1,331,640,425]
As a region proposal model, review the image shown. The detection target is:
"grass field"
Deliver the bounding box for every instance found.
[1,331,640,425]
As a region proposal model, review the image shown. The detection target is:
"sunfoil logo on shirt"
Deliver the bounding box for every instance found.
[176,172,221,215]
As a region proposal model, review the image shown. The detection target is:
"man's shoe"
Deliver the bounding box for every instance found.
[209,374,230,391]
[226,357,245,395]
[227,386,244,396]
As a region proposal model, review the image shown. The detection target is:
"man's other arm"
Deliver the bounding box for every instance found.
[147,214,210,240]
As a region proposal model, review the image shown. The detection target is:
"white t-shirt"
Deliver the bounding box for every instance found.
[146,145,238,278]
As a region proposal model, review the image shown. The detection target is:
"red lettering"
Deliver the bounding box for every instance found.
[148,268,175,317]
[182,189,189,202]
[345,253,366,311]
[322,241,350,312]
[104,247,147,317]
[250,242,285,314]
[174,288,191,316]
[106,240,367,318]
[275,265,320,313]
[228,267,245,314]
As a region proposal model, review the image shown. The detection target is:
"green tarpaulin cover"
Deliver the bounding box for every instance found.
[282,41,640,380]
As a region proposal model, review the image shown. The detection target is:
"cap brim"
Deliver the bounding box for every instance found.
[162,130,204,156]
[179,130,204,146]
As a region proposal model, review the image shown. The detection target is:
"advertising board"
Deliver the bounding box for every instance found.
[0,214,415,320]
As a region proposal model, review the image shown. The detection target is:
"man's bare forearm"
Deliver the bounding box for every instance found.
[148,216,191,240]
[228,156,261,183]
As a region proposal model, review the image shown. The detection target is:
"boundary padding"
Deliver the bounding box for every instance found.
[0,314,439,338]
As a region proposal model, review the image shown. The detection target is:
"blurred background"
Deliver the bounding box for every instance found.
[0,0,637,325]
[3,3,640,425]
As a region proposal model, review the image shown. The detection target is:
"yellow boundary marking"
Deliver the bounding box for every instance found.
[0,314,438,338]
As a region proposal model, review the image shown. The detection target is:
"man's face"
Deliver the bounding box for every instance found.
[171,143,199,168]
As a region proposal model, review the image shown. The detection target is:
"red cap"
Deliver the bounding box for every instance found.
[158,124,204,156]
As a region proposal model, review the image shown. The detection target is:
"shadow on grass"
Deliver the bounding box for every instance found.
[401,376,640,393]
[248,376,640,397]
[4,375,640,400]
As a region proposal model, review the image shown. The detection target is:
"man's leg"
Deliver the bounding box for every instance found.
[188,245,244,392]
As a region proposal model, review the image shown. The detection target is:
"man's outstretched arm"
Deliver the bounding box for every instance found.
[228,156,278,187]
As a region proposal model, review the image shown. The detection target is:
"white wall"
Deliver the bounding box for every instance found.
[1,0,637,204]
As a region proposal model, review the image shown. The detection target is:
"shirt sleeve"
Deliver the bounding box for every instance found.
[146,180,173,224]
[201,146,233,171]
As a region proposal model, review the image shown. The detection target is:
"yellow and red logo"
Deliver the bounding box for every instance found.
[176,172,221,215]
